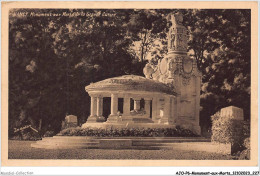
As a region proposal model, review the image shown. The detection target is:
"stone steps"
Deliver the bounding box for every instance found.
[51,136,205,140]
[31,143,98,149]
[31,136,211,150]
[132,138,210,145]
[140,142,231,154]
[36,140,99,146]
[32,138,99,149]
[42,137,99,142]
[30,136,230,154]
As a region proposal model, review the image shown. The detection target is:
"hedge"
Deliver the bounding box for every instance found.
[238,137,250,159]
[57,126,199,137]
[211,112,250,154]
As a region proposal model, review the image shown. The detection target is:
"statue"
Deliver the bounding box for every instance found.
[168,12,184,26]
[143,61,156,79]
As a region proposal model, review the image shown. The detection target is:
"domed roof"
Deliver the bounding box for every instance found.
[86,75,176,95]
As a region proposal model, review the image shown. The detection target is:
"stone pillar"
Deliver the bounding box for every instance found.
[107,94,119,123]
[97,96,103,117]
[176,94,181,120]
[134,99,141,111]
[87,95,102,123]
[110,94,118,116]
[123,97,130,116]
[90,96,97,117]
[96,96,105,122]
[173,97,177,123]
[192,76,201,134]
[195,76,201,126]
[152,97,158,122]
[144,99,151,118]
[160,96,172,124]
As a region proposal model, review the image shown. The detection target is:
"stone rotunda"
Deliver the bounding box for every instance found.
[82,12,202,135]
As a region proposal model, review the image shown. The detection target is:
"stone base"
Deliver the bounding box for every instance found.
[176,123,201,135]
[191,125,201,135]
[87,115,106,123]
[159,117,174,125]
[106,115,120,123]
[81,122,176,129]
[106,115,154,124]
[175,118,201,135]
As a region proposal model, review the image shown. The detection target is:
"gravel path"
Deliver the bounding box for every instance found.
[8,140,233,160]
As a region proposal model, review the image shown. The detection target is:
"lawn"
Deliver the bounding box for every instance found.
[8,140,233,160]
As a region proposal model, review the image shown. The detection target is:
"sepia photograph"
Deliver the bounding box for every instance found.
[1,1,258,168]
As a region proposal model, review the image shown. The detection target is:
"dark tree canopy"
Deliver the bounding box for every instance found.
[9,9,251,136]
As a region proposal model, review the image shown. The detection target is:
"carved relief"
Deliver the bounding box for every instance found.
[167,58,178,79]
[170,34,175,49]
[182,76,191,86]
[171,57,195,86]
[159,58,168,75]
[182,58,193,74]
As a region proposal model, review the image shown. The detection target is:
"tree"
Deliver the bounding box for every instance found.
[9,9,140,135]
[127,10,168,63]
[182,9,251,128]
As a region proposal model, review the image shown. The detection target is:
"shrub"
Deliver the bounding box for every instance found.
[57,127,198,137]
[10,128,41,141]
[21,131,41,141]
[211,112,250,155]
[43,131,55,137]
[238,137,250,160]
[211,113,250,144]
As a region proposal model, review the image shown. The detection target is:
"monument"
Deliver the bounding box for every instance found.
[220,106,244,121]
[82,12,202,135]
[61,115,78,130]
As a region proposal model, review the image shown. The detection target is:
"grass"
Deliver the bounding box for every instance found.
[8,140,234,160]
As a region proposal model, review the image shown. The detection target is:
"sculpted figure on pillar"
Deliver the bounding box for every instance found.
[167,12,188,53]
[169,11,183,25]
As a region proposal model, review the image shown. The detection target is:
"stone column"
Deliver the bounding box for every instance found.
[152,97,158,122]
[107,94,118,123]
[90,96,97,117]
[161,96,172,124]
[123,97,130,116]
[86,95,98,123]
[173,96,177,123]
[192,76,201,135]
[96,96,105,122]
[110,94,118,116]
[133,99,141,111]
[97,96,103,117]
[195,76,201,126]
[144,99,151,118]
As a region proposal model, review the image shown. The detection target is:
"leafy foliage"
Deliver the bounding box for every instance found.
[57,126,198,137]
[238,137,250,159]
[184,10,251,128]
[211,112,250,155]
